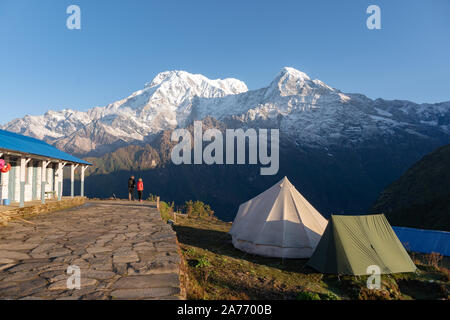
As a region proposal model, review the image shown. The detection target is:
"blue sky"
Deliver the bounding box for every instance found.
[1,0,449,124]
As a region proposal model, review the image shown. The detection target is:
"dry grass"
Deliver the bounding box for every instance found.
[172,215,450,300]
[424,252,444,269]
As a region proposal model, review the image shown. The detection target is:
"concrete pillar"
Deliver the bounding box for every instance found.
[57,162,63,201]
[36,165,41,201]
[41,160,48,204]
[70,164,74,198]
[0,156,8,202]
[70,164,78,198]
[19,158,26,208]
[61,163,65,199]
[48,166,53,196]
[27,163,33,201]
[80,165,87,197]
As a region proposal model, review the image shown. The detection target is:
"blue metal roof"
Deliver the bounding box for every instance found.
[0,129,92,165]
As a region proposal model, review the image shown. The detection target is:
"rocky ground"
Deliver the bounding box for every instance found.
[0,200,184,300]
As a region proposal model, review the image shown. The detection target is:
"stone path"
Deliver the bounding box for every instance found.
[0,200,184,300]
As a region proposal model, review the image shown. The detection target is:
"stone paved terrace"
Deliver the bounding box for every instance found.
[0,200,184,300]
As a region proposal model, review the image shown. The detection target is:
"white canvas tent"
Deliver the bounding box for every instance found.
[229,177,328,258]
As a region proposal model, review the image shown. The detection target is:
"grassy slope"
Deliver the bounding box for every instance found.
[172,215,450,300]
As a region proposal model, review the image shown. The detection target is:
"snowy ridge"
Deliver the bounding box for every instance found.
[3,67,450,155]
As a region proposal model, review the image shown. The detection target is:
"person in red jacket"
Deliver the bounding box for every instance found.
[137,178,144,202]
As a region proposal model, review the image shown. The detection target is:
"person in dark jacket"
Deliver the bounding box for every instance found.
[137,178,144,202]
[128,176,136,201]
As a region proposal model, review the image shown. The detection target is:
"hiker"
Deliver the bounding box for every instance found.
[128,176,136,201]
[137,178,144,202]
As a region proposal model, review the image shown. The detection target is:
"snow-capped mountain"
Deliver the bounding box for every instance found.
[3,67,450,155]
[193,67,449,147]
[3,70,248,154]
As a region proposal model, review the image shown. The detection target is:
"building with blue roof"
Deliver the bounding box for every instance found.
[0,129,92,207]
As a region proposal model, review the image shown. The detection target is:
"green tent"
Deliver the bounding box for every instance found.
[307,214,417,275]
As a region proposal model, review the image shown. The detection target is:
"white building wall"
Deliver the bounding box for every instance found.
[0,170,8,200]
[14,164,20,202]
[44,166,55,198]
[24,185,32,202]
[56,163,63,198]
[46,166,53,192]
[36,166,42,200]
[0,156,14,202]
[0,158,74,203]
[2,160,51,203]
[24,164,32,201]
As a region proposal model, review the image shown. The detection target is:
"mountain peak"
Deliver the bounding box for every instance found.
[266,67,333,97]
[145,70,186,88]
[145,70,248,94]
[279,67,311,81]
